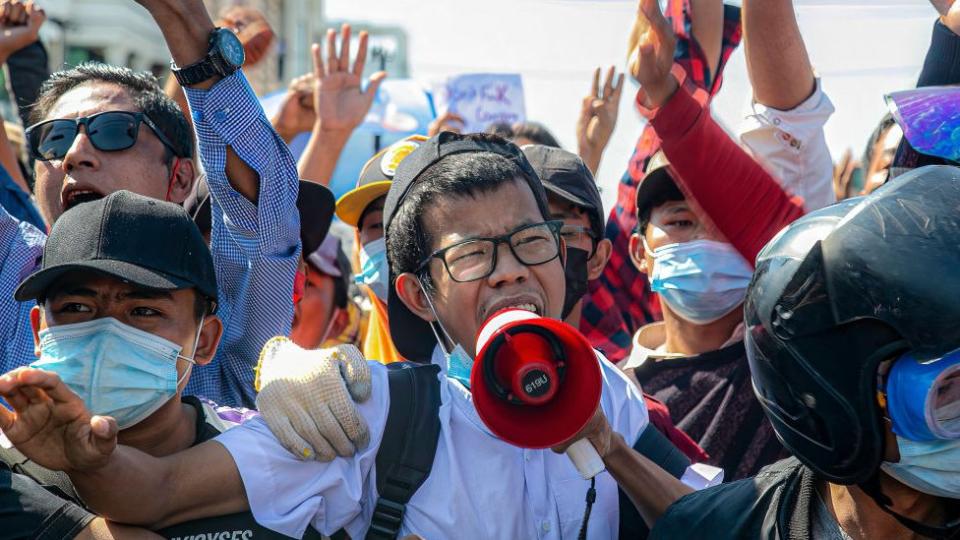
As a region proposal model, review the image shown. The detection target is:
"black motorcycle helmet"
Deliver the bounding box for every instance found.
[745,165,960,486]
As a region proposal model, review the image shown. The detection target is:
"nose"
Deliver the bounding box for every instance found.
[61,126,100,173]
[486,242,530,288]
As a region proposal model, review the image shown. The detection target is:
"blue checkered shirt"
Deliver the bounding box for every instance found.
[0,71,300,408]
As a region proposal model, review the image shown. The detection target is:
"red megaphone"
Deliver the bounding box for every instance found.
[472,309,604,478]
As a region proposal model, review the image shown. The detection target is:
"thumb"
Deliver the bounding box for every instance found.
[364,71,387,102]
[337,345,372,402]
[89,415,118,456]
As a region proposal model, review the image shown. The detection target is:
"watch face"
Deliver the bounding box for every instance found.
[216,29,246,68]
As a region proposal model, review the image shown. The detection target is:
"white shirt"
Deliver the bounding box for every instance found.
[739,79,837,213]
[215,346,649,539]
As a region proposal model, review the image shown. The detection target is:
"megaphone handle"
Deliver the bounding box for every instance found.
[565,438,605,479]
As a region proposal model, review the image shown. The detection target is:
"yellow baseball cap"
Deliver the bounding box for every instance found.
[335,135,429,227]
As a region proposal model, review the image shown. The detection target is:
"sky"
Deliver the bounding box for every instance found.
[324,0,938,213]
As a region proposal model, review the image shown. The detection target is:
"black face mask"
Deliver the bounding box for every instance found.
[562,247,591,320]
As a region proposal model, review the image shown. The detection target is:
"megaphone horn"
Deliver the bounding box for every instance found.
[472,309,605,479]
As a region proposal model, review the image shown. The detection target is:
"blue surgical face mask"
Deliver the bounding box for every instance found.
[31,317,201,429]
[356,238,390,303]
[417,277,474,388]
[881,437,960,498]
[646,239,753,325]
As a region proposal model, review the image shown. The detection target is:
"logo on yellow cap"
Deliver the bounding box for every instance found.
[380,140,421,178]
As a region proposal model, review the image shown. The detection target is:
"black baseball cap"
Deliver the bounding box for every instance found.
[187,179,334,256]
[521,144,604,239]
[16,190,218,310]
[383,132,549,361]
[635,150,684,230]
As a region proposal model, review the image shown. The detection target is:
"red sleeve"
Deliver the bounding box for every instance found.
[647,88,806,265]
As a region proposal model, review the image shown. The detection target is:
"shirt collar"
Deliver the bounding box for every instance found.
[621,321,746,370]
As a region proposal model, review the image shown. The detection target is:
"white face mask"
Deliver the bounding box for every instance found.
[356,238,390,303]
[881,436,960,499]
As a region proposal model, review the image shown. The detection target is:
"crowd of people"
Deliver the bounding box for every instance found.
[0,0,958,538]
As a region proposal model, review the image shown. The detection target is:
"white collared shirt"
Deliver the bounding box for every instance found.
[215,346,649,539]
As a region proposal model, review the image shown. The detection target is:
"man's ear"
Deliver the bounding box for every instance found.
[629,232,649,274]
[395,272,436,323]
[30,305,42,357]
[193,314,223,366]
[587,238,612,280]
[329,307,350,340]
[167,158,197,205]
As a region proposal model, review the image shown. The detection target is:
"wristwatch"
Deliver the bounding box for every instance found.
[172,27,246,86]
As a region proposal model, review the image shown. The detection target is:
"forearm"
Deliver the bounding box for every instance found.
[649,84,805,262]
[70,442,247,528]
[298,126,351,186]
[577,147,602,178]
[917,19,960,87]
[75,519,164,540]
[742,0,815,111]
[0,115,29,195]
[605,434,692,528]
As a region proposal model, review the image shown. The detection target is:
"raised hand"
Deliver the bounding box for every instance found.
[312,23,387,134]
[931,0,960,35]
[428,110,466,136]
[0,0,45,63]
[0,368,118,473]
[218,5,274,66]
[629,0,679,109]
[577,66,624,174]
[271,72,316,142]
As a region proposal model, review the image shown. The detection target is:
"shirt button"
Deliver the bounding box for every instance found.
[542,521,551,532]
[773,117,782,126]
[213,110,228,122]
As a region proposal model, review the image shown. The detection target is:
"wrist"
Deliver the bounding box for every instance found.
[643,77,679,109]
[602,432,629,465]
[314,123,353,142]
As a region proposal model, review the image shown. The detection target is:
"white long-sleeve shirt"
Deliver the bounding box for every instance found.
[215,346,649,539]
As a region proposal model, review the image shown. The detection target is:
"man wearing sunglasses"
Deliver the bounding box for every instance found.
[1,0,306,408]
[0,133,704,538]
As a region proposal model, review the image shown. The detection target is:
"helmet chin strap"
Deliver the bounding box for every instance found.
[859,473,960,540]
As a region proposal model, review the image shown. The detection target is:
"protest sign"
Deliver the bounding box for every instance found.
[431,73,526,133]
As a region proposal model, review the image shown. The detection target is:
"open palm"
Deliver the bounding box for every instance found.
[578,67,624,156]
[313,24,386,133]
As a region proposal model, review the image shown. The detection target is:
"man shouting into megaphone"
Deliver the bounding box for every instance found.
[1,133,706,538]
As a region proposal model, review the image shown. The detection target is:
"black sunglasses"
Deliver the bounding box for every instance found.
[25,111,179,162]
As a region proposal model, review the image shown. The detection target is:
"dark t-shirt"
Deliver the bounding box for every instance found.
[633,340,786,480]
[0,461,94,540]
[1,397,322,539]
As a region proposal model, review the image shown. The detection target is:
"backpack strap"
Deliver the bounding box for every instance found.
[365,362,442,540]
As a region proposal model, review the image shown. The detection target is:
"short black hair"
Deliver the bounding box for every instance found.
[30,62,194,161]
[636,178,684,235]
[861,112,897,169]
[486,121,561,149]
[387,136,551,293]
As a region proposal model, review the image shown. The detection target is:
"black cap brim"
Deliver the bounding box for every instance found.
[635,167,681,218]
[297,182,336,256]
[542,182,595,211]
[387,277,437,361]
[16,259,199,302]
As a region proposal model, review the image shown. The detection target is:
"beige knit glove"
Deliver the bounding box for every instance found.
[254,337,372,461]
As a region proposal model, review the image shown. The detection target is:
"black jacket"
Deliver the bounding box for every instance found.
[649,457,821,540]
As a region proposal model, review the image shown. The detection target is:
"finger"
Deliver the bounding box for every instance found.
[338,23,351,73]
[590,67,600,98]
[0,367,30,394]
[325,377,370,450]
[641,0,670,36]
[3,386,29,412]
[18,369,78,406]
[603,65,615,99]
[353,30,368,77]
[336,345,372,402]
[311,43,323,81]
[288,405,339,461]
[612,73,625,102]
[363,71,387,104]
[89,415,118,456]
[312,404,356,457]
[268,413,321,461]
[325,28,337,75]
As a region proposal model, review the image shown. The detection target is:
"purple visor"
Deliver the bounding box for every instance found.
[886,86,960,163]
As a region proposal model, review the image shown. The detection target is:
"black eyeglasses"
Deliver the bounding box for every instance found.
[25,111,179,162]
[418,221,564,283]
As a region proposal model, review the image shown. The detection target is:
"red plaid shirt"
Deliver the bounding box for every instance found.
[581,0,743,362]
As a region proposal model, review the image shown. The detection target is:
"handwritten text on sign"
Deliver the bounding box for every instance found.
[433,73,526,133]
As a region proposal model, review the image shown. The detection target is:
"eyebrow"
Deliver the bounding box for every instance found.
[120,289,175,301]
[53,286,98,298]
